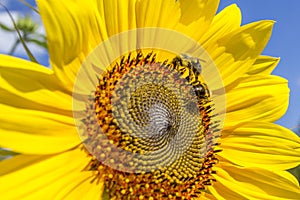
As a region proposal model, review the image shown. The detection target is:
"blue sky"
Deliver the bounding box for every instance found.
[1,0,300,133]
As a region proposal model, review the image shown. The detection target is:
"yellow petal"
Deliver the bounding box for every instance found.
[224,75,289,126]
[247,55,280,75]
[0,104,80,154]
[209,181,248,200]
[210,164,300,200]
[101,0,137,36]
[179,0,218,25]
[199,192,218,200]
[0,55,79,154]
[200,4,242,47]
[0,103,75,137]
[276,171,300,187]
[0,55,71,114]
[37,0,105,90]
[220,122,300,170]
[0,148,103,200]
[207,20,274,86]
[176,0,220,41]
[53,172,104,200]
[135,0,181,28]
[0,129,79,155]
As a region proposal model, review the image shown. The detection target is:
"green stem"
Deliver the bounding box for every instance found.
[0,2,38,63]
[9,39,20,55]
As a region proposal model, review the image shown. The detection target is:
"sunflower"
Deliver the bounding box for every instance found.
[1,0,300,199]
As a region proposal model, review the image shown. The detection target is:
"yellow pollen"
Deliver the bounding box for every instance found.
[129,187,133,193]
[121,189,126,195]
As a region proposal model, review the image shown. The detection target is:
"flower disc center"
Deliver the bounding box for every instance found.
[128,84,180,142]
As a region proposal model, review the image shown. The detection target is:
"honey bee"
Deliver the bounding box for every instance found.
[192,82,210,99]
[171,53,210,99]
[180,53,204,75]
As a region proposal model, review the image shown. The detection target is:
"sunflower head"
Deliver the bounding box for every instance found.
[73,28,225,199]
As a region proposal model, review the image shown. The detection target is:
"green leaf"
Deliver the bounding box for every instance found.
[0,22,14,32]
[26,38,47,49]
[288,165,300,184]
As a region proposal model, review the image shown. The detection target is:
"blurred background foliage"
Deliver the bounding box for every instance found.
[0,1,46,62]
[0,14,47,55]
